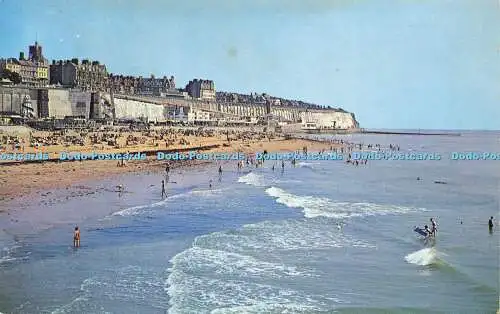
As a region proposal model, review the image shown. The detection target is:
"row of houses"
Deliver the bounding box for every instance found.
[0,42,216,101]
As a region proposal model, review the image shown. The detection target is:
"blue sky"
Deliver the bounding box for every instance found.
[0,0,498,130]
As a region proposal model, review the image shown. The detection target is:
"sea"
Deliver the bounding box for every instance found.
[0,131,498,314]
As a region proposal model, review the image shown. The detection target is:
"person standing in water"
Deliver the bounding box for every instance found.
[73,226,80,248]
[219,165,223,175]
[488,216,494,233]
[430,218,437,237]
[161,180,166,198]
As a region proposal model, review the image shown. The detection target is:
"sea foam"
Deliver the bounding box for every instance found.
[404,247,438,266]
[265,186,424,219]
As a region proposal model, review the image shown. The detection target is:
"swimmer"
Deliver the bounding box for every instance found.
[424,225,432,237]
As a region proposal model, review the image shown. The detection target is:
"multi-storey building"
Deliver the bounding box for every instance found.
[107,74,176,96]
[185,79,215,100]
[50,58,108,91]
[108,74,138,94]
[0,42,49,87]
[136,75,175,96]
[187,108,213,124]
[0,58,21,75]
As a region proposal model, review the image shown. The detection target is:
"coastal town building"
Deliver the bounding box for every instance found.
[50,59,108,91]
[185,79,215,100]
[107,74,176,97]
[108,74,138,94]
[0,58,22,80]
[136,75,175,96]
[0,42,49,87]
[187,108,212,124]
[167,106,188,123]
[0,43,359,128]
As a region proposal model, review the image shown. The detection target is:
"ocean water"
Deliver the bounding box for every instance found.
[0,131,498,314]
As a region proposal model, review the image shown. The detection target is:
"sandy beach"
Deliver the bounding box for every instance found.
[0,129,337,207]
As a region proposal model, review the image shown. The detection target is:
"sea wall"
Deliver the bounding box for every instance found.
[100,94,359,128]
[0,87,92,119]
[42,89,91,119]
[110,95,168,122]
[0,86,39,117]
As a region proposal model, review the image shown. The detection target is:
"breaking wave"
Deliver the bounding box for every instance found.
[297,162,319,169]
[237,172,267,187]
[0,244,29,265]
[52,265,167,313]
[404,247,439,266]
[265,187,425,219]
[165,218,369,313]
[108,188,225,217]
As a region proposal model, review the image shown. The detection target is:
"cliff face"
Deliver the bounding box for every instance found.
[350,112,360,128]
[98,93,359,128]
[112,97,167,122]
[301,110,358,129]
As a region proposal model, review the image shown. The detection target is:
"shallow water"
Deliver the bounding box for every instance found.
[0,132,498,313]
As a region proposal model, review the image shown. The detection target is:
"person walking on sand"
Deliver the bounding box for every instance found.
[161,180,166,198]
[73,226,80,248]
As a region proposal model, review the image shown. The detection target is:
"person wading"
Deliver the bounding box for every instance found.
[73,226,80,248]
[161,180,166,198]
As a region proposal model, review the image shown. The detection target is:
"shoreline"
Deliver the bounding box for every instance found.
[0,137,338,209]
[360,130,461,136]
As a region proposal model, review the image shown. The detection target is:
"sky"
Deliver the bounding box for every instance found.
[0,0,498,130]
